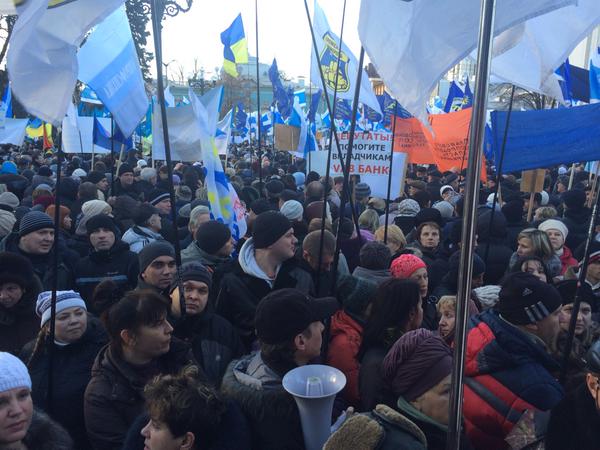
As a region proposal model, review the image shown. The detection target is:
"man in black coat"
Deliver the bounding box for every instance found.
[476,209,513,285]
[215,211,315,350]
[147,188,178,244]
[74,214,139,311]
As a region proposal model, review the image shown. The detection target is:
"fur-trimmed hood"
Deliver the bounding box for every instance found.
[23,409,73,450]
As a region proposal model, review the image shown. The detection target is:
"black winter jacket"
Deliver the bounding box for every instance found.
[562,207,592,251]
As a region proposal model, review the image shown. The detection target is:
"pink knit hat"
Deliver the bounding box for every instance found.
[390,254,427,279]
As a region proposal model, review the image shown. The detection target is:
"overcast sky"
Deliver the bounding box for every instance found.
[156,0,365,82]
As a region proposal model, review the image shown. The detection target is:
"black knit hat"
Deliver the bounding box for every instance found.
[179,262,212,290]
[0,252,35,288]
[249,198,273,215]
[86,214,118,237]
[415,208,443,228]
[38,166,52,177]
[252,211,291,249]
[138,241,175,273]
[562,189,586,210]
[117,163,133,177]
[265,179,285,196]
[86,170,107,185]
[133,204,159,227]
[336,275,378,315]
[148,189,170,206]
[195,221,231,255]
[255,288,338,344]
[19,211,54,237]
[496,272,563,325]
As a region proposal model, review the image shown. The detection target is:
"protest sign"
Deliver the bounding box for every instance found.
[310,131,407,199]
[392,116,435,164]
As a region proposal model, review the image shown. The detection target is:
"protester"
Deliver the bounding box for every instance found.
[352,241,392,284]
[21,290,107,449]
[221,288,338,449]
[374,224,407,259]
[0,352,73,449]
[84,289,196,450]
[509,228,562,278]
[539,218,578,275]
[136,241,177,298]
[181,220,234,274]
[122,203,165,253]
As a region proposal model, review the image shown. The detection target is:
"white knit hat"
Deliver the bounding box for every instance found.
[72,168,87,178]
[82,199,112,218]
[0,352,31,393]
[473,285,501,310]
[280,200,304,222]
[0,209,16,237]
[35,290,87,327]
[538,219,569,240]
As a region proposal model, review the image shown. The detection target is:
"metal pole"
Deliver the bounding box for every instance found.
[447,0,496,448]
[560,177,600,383]
[484,84,515,265]
[255,0,262,186]
[384,101,399,244]
[110,115,116,196]
[331,47,366,293]
[316,0,347,295]
[150,0,185,316]
[47,128,63,415]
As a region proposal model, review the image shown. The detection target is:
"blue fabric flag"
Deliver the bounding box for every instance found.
[556,59,573,106]
[590,47,600,103]
[78,6,147,137]
[491,103,600,173]
[268,59,292,119]
[464,79,473,108]
[444,81,465,113]
[92,116,112,150]
[334,99,352,120]
[308,89,321,123]
[233,103,248,130]
[1,83,12,119]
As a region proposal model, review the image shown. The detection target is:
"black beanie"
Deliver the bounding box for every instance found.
[501,200,524,223]
[87,170,106,184]
[38,166,52,177]
[562,189,586,210]
[496,272,563,325]
[415,208,443,228]
[195,221,231,255]
[179,262,212,290]
[138,241,175,273]
[336,275,377,315]
[148,189,170,206]
[118,163,133,177]
[86,214,118,237]
[252,211,291,249]
[0,251,34,288]
[249,198,273,215]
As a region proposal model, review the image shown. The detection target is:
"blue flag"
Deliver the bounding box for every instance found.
[590,47,600,103]
[555,59,573,106]
[334,99,352,120]
[78,6,148,138]
[268,59,292,119]
[444,81,465,113]
[0,83,12,120]
[308,90,321,123]
[92,116,112,150]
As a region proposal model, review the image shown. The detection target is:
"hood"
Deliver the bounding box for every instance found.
[477,210,507,241]
[330,310,363,340]
[238,238,278,285]
[352,266,391,282]
[231,352,283,391]
[465,310,560,378]
[122,226,162,244]
[181,241,230,267]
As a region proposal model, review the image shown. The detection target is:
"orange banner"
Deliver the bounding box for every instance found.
[392,116,435,164]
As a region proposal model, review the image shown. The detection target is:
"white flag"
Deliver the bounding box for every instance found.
[215,109,233,156]
[152,99,203,162]
[7,0,125,125]
[310,0,381,117]
[358,0,575,124]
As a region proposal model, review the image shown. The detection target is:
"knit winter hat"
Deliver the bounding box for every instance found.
[433,200,454,220]
[538,219,569,240]
[82,199,112,218]
[354,182,371,200]
[249,198,273,215]
[390,254,427,279]
[265,179,285,196]
[195,221,231,255]
[252,211,292,249]
[293,172,306,188]
[0,352,31,393]
[415,208,443,228]
[0,210,16,237]
[0,161,17,175]
[472,285,501,310]
[139,241,175,273]
[0,252,34,288]
[496,272,563,325]
[19,211,54,237]
[86,214,118,237]
[72,168,87,178]
[0,192,19,211]
[148,189,170,206]
[397,199,420,217]
[118,163,134,176]
[280,200,304,222]
[382,329,453,402]
[562,189,586,210]
[38,166,52,177]
[440,185,454,197]
[336,275,378,315]
[86,170,107,185]
[36,290,87,327]
[179,262,212,290]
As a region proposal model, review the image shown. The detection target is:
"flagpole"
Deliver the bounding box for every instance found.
[110,115,116,195]
[447,0,496,448]
[149,0,191,317]
[383,101,399,244]
[255,0,262,187]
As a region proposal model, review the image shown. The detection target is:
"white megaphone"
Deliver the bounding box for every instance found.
[282,364,346,450]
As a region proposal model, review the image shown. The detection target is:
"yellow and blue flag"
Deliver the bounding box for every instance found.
[220,14,248,78]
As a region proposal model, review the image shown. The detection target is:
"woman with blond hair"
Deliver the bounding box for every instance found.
[509,227,561,278]
[374,224,407,260]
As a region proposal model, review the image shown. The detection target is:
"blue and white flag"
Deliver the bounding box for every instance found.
[294,89,307,110]
[591,47,600,104]
[7,0,125,125]
[269,59,293,119]
[444,81,473,112]
[311,1,382,118]
[189,87,247,240]
[308,89,321,123]
[215,109,233,156]
[555,59,573,106]
[78,5,147,138]
[0,83,12,130]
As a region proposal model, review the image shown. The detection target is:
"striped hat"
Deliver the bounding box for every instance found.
[35,290,87,327]
[148,189,170,206]
[19,211,54,237]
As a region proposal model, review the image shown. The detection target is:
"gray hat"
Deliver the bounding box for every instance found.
[19,211,54,237]
[397,199,420,217]
[433,200,454,219]
[138,241,175,273]
[354,183,371,200]
[0,192,19,211]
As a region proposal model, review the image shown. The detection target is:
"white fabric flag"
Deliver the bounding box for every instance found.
[215,109,233,156]
[311,0,381,117]
[7,0,125,125]
[152,100,202,162]
[486,0,600,102]
[358,0,575,124]
[0,118,28,146]
[61,116,112,154]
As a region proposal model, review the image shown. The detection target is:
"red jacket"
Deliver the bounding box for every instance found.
[326,310,363,407]
[559,246,578,275]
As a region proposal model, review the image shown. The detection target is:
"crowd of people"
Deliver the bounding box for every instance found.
[1,142,600,449]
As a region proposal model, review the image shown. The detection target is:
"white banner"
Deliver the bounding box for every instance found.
[310,131,407,200]
[61,116,112,154]
[0,118,28,146]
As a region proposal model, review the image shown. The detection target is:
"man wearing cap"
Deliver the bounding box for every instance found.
[216,211,314,349]
[463,272,564,449]
[112,163,141,200]
[147,188,177,244]
[0,211,74,290]
[86,170,109,200]
[74,214,139,308]
[221,288,338,450]
[137,241,177,299]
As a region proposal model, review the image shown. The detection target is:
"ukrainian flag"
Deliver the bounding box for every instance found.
[26,119,52,140]
[220,14,248,78]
